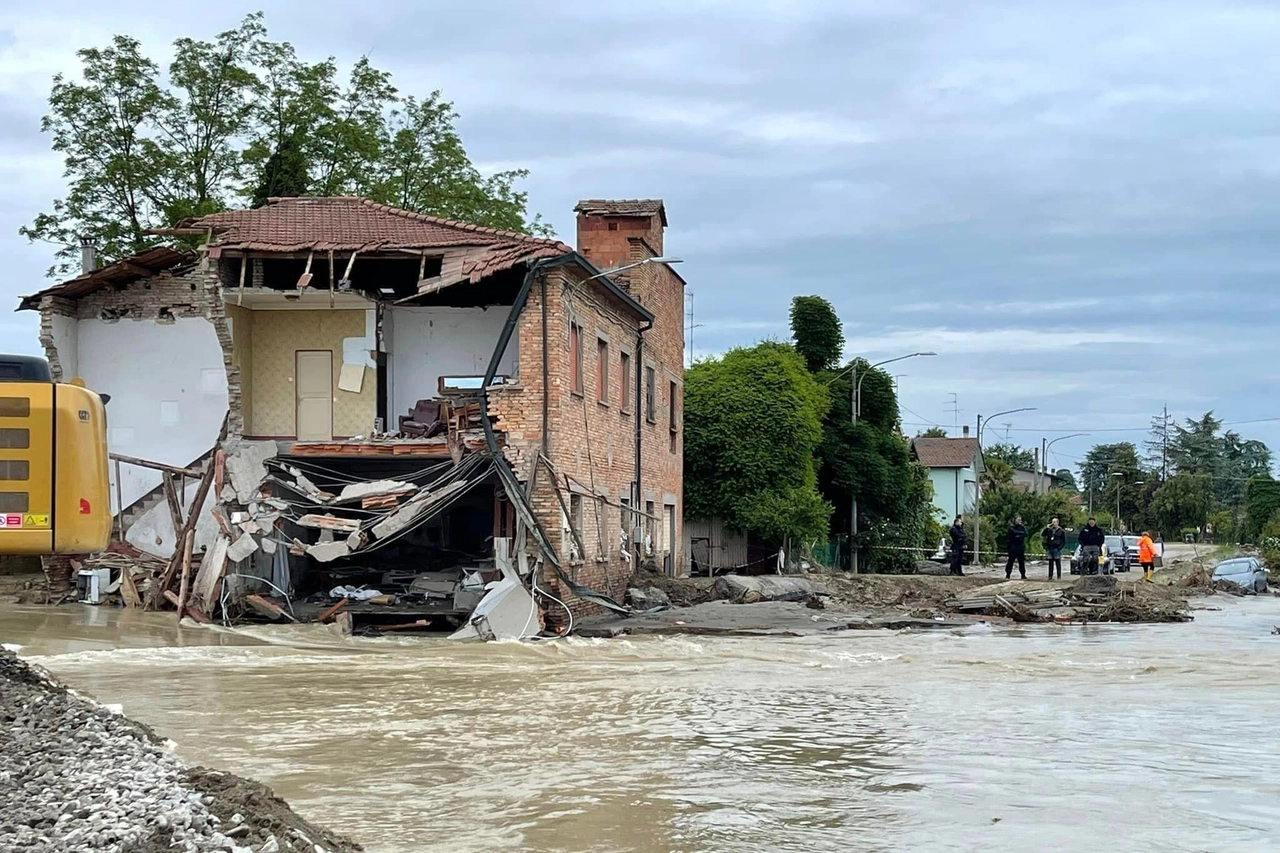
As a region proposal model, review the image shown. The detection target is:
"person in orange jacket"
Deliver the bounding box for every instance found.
[1136,531,1159,582]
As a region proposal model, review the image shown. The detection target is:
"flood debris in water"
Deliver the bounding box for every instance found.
[0,648,361,853]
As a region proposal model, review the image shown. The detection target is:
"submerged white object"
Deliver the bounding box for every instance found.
[447,575,538,641]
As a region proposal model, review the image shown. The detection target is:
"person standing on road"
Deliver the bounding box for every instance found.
[948,515,967,577]
[1136,530,1158,582]
[1042,517,1066,580]
[1005,515,1028,580]
[1078,517,1106,575]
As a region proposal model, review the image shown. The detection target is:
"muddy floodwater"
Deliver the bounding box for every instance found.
[4,598,1280,853]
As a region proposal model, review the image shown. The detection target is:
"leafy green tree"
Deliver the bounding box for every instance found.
[789,296,844,372]
[23,14,552,275]
[250,132,309,206]
[1244,477,1280,540]
[916,426,949,438]
[1079,442,1143,498]
[984,442,1036,471]
[978,477,1079,555]
[1053,468,1078,492]
[684,343,831,545]
[1169,412,1223,476]
[20,35,173,275]
[1151,474,1213,536]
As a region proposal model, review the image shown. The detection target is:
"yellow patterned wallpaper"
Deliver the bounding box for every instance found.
[245,309,375,438]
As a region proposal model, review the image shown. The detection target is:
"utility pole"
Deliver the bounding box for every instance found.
[974,414,982,564]
[1041,437,1048,493]
[851,362,858,574]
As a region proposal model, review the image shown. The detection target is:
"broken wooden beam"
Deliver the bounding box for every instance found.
[174,531,195,625]
[108,453,203,478]
[316,598,349,624]
[150,449,217,609]
[245,594,287,621]
[162,473,184,538]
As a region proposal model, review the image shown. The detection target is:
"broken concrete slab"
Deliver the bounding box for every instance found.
[296,514,362,533]
[371,480,467,540]
[261,537,277,555]
[227,533,259,563]
[711,575,829,604]
[223,440,279,503]
[332,479,415,505]
[306,540,351,563]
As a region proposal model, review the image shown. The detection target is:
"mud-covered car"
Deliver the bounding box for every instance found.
[1212,557,1269,593]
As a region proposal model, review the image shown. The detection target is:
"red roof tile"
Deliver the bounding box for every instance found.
[193,197,570,255]
[19,246,196,310]
[912,437,981,469]
[574,199,667,226]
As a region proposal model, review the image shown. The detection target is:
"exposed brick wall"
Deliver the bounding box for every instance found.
[575,207,685,579]
[38,296,77,381]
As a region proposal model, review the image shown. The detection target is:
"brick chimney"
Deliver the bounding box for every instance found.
[573,199,667,271]
[962,425,970,437]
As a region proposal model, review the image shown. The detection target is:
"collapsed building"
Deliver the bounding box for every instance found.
[17,197,685,634]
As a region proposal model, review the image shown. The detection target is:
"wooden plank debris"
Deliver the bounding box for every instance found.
[174,531,195,623]
[119,567,142,609]
[162,474,184,539]
[246,594,288,621]
[317,598,349,624]
[150,449,218,609]
[191,535,229,610]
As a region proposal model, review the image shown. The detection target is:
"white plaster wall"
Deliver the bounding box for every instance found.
[386,306,515,421]
[50,313,79,381]
[125,478,220,559]
[77,317,228,513]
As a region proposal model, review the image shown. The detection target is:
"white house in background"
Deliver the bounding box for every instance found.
[912,436,983,524]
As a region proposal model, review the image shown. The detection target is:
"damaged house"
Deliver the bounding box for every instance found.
[18,197,685,633]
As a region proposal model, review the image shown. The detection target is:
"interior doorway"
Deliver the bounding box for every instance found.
[295,350,333,441]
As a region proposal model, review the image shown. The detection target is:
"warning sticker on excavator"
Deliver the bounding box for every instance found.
[0,514,47,528]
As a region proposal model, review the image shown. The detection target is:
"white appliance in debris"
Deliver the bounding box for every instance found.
[76,568,111,605]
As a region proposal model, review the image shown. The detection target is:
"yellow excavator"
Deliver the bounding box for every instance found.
[0,354,111,556]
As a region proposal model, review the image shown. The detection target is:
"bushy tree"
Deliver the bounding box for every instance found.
[1151,474,1213,536]
[1245,477,1280,540]
[984,442,1036,471]
[978,477,1080,555]
[23,13,550,276]
[1053,468,1078,492]
[816,358,935,569]
[684,343,831,545]
[916,426,949,438]
[789,296,844,373]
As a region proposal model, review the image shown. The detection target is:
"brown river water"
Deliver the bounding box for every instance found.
[4,597,1280,853]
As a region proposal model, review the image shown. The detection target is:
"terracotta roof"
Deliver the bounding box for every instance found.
[192,197,570,255]
[912,437,981,469]
[18,246,196,310]
[574,199,667,226]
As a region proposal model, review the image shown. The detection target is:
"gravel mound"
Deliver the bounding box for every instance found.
[0,649,361,853]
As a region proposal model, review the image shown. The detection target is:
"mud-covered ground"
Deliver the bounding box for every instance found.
[0,648,360,853]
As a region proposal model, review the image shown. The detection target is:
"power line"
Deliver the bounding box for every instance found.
[898,416,1280,434]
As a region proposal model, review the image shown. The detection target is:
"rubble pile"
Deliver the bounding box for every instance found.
[946,576,1193,624]
[0,649,360,853]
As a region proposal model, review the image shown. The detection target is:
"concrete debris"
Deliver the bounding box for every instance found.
[260,537,277,555]
[223,440,278,503]
[227,533,259,563]
[306,541,351,563]
[711,575,830,604]
[332,479,415,505]
[626,586,672,611]
[295,514,362,534]
[371,480,468,540]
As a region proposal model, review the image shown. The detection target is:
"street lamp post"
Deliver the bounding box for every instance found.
[1110,471,1144,532]
[1042,433,1089,493]
[848,351,936,573]
[973,406,1036,566]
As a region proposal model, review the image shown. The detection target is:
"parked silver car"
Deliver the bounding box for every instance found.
[1212,557,1270,593]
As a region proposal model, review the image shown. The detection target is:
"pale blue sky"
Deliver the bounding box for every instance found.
[3,0,1279,472]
